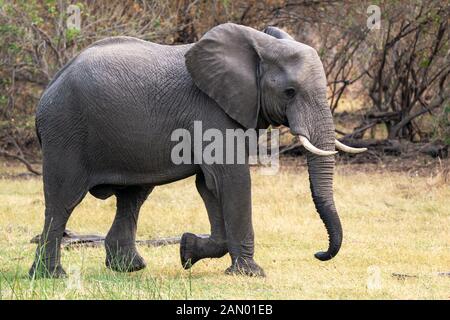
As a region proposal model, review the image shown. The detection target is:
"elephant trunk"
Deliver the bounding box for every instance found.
[307,153,342,261]
[287,95,343,261]
[306,101,342,261]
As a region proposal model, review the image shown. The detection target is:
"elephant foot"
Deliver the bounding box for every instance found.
[105,242,146,272]
[225,257,266,277]
[180,233,227,269]
[180,233,200,269]
[29,261,67,279]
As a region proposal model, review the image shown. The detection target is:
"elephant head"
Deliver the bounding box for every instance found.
[185,23,366,261]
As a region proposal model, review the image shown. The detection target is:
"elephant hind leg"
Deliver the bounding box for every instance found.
[29,163,88,279]
[105,185,153,272]
[180,173,228,269]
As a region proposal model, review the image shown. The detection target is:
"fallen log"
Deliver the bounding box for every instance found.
[30,229,209,250]
[419,141,449,158]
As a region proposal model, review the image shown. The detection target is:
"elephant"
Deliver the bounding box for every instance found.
[29,23,366,278]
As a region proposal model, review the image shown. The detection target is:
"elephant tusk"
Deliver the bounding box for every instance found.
[335,139,368,153]
[298,136,338,156]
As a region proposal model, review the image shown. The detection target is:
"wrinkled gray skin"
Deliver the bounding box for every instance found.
[30,23,342,278]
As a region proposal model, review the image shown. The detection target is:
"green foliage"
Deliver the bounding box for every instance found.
[0,95,7,107]
[318,47,326,59]
[153,18,161,29]
[419,58,430,68]
[221,0,230,8]
[66,27,80,43]
[74,2,85,11]
[7,42,20,54]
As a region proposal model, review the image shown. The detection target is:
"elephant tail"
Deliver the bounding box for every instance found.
[35,118,42,148]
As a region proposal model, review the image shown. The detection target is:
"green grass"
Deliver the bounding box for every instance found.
[0,162,449,299]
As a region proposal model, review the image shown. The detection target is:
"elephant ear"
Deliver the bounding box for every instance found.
[263,26,295,41]
[185,23,274,129]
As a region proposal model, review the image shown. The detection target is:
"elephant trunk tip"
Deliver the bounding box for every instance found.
[314,251,336,261]
[313,228,342,261]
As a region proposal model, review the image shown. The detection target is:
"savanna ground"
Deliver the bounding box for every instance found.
[0,157,448,300]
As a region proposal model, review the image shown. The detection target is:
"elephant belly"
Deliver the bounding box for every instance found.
[85,103,200,188]
[88,163,199,200]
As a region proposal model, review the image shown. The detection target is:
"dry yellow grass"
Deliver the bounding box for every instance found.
[0,161,449,299]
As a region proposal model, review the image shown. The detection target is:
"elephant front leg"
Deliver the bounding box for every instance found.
[206,166,265,277]
[105,186,152,272]
[180,173,228,269]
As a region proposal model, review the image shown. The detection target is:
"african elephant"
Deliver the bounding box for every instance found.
[30,23,365,278]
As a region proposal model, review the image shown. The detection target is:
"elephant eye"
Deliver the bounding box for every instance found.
[284,88,296,99]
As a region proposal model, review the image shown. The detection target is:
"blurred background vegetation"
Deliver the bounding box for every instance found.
[0,0,448,173]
